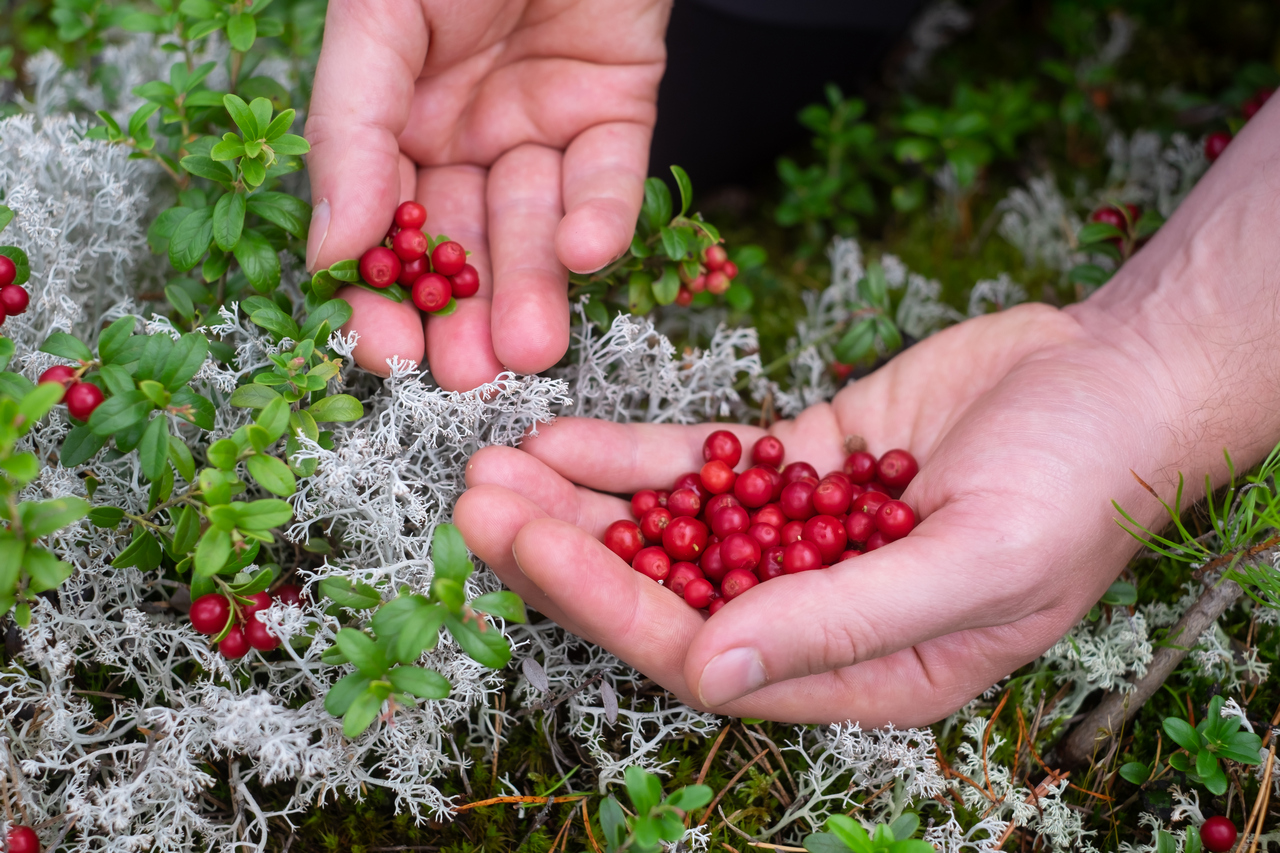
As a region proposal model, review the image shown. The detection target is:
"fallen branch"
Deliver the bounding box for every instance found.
[450,795,588,813]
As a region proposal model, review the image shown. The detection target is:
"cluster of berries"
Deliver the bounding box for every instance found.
[358,201,480,314]
[1204,86,1273,163]
[6,826,39,853]
[675,245,740,307]
[0,255,29,327]
[602,431,919,614]
[188,585,301,659]
[37,365,104,421]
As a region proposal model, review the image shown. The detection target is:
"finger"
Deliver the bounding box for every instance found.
[418,165,506,391]
[336,284,425,376]
[556,122,652,274]
[487,144,571,374]
[304,0,426,271]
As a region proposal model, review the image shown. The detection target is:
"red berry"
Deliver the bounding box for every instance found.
[244,614,280,651]
[757,546,786,581]
[782,540,822,574]
[431,240,467,276]
[875,500,916,541]
[700,541,727,582]
[710,504,750,538]
[780,520,805,544]
[220,624,250,658]
[674,286,694,307]
[666,562,704,596]
[780,481,816,521]
[700,460,737,495]
[683,577,715,609]
[706,270,730,295]
[655,489,670,507]
[673,471,710,504]
[751,435,785,468]
[604,519,645,563]
[397,255,429,286]
[864,531,888,551]
[720,533,761,573]
[275,584,303,606]
[1201,816,1237,852]
[721,568,758,601]
[852,490,888,516]
[747,522,780,551]
[705,494,741,520]
[1243,88,1271,120]
[450,264,480,298]
[687,274,706,293]
[707,596,727,614]
[877,449,919,489]
[865,481,891,495]
[65,382,104,421]
[721,260,738,279]
[668,488,702,518]
[631,490,661,517]
[189,594,231,635]
[803,515,848,564]
[0,256,15,289]
[385,223,400,243]
[412,273,452,313]
[702,429,742,467]
[640,507,672,543]
[0,284,29,316]
[839,549,863,561]
[6,826,40,853]
[733,467,775,508]
[752,503,787,528]
[1090,206,1126,229]
[842,451,876,484]
[632,546,671,582]
[392,227,428,261]
[704,245,728,270]
[1204,131,1232,162]
[823,470,853,489]
[38,365,77,394]
[812,478,852,516]
[663,515,708,562]
[845,512,876,544]
[359,246,402,288]
[241,591,272,617]
[781,461,818,486]
[395,201,427,230]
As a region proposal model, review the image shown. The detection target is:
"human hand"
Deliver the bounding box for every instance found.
[305,0,668,389]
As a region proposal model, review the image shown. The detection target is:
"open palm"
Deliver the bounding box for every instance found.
[455,303,1181,724]
[305,0,669,389]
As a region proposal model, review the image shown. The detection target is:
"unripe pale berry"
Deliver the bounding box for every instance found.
[395,201,427,230]
[65,382,105,421]
[675,286,694,306]
[359,247,401,288]
[705,270,730,295]
[0,284,29,316]
[431,241,467,276]
[603,520,644,563]
[702,429,742,467]
[412,273,452,313]
[721,260,738,279]
[450,264,480,298]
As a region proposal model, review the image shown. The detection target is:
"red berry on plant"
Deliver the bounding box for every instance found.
[640,507,672,543]
[6,826,40,853]
[747,522,780,551]
[663,515,708,561]
[632,546,671,582]
[780,481,816,520]
[700,540,727,582]
[632,490,660,517]
[752,503,787,528]
[703,429,742,467]
[241,591,272,618]
[65,382,104,421]
[782,540,822,574]
[687,274,706,293]
[845,512,876,544]
[864,531,888,551]
[733,467,775,508]
[877,449,919,489]
[666,562,704,596]
[812,478,852,516]
[244,615,280,651]
[38,365,77,392]
[220,624,250,659]
[721,568,758,601]
[1243,88,1272,120]
[391,227,428,261]
[700,460,737,495]
[683,577,715,609]
[704,245,728,270]
[710,504,750,539]
[1200,816,1237,852]
[0,256,15,289]
[412,273,452,313]
[705,270,730,295]
[757,546,786,581]
[189,593,231,635]
[780,520,805,544]
[275,584,303,606]
[720,533,761,573]
[450,264,480,298]
[603,520,645,564]
[0,284,29,316]
[359,247,402,288]
[803,515,848,564]
[852,490,889,516]
[1204,131,1231,162]
[397,255,428,286]
[431,240,467,276]
[675,286,694,307]
[721,260,738,279]
[875,500,916,540]
[1090,206,1127,229]
[395,201,427,230]
[751,435,785,468]
[668,488,702,518]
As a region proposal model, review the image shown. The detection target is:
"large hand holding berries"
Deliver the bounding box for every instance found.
[603,431,918,614]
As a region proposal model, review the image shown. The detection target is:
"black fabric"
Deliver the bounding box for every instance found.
[650,0,924,187]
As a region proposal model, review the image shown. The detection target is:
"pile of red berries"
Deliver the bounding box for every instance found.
[188,585,301,659]
[37,365,104,421]
[0,255,30,328]
[359,201,480,314]
[6,825,40,853]
[675,245,741,307]
[601,431,919,614]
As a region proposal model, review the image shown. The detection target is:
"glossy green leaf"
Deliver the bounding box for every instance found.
[212,191,246,251]
[469,591,526,623]
[229,383,281,409]
[88,390,153,436]
[387,665,450,700]
[234,228,281,293]
[445,613,510,669]
[324,672,371,716]
[60,425,106,467]
[24,548,74,593]
[307,394,363,422]
[137,415,170,480]
[21,496,89,539]
[670,164,693,216]
[246,453,296,496]
[40,332,93,363]
[319,577,382,610]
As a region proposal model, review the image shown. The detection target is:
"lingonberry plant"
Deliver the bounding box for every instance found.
[805,813,933,853]
[595,766,711,853]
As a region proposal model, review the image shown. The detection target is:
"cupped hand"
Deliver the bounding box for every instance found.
[305,0,668,389]
[454,303,1185,725]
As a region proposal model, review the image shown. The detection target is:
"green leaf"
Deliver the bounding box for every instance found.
[670,165,693,216]
[246,454,296,496]
[270,134,310,156]
[874,315,902,353]
[40,332,93,363]
[24,548,74,593]
[21,496,90,538]
[1118,761,1150,785]
[651,265,680,305]
[229,384,281,410]
[0,452,38,484]
[1068,263,1111,287]
[0,206,13,234]
[232,499,293,530]
[241,156,267,188]
[87,507,126,528]
[19,381,67,426]
[249,98,273,139]
[194,527,232,577]
[642,177,673,232]
[97,317,139,365]
[659,226,689,261]
[137,415,170,480]
[431,523,473,584]
[834,318,877,364]
[445,613,510,669]
[394,601,447,663]
[263,108,297,141]
[598,797,627,853]
[170,388,216,430]
[0,372,34,400]
[88,390,153,436]
[167,435,195,482]
[60,425,106,467]
[255,396,290,444]
[324,672,371,716]
[1078,222,1124,245]
[387,665,451,700]
[247,191,311,239]
[889,813,920,841]
[97,364,135,398]
[1218,731,1263,764]
[469,591,526,623]
[234,229,281,293]
[159,333,210,390]
[1163,717,1202,753]
[1202,763,1228,796]
[250,305,300,340]
[342,688,383,738]
[171,506,200,555]
[225,11,255,51]
[0,533,25,589]
[1101,580,1137,607]
[223,94,258,138]
[319,577,382,610]
[210,137,246,161]
[624,766,663,815]
[628,272,655,315]
[825,815,872,853]
[0,246,29,286]
[664,785,712,813]
[299,298,351,341]
[1168,751,1190,772]
[212,191,246,251]
[336,628,386,677]
[168,206,214,272]
[307,394,363,423]
[180,155,235,185]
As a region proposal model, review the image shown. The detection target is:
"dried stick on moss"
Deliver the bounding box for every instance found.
[1053,576,1242,768]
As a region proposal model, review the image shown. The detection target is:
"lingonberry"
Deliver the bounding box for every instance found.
[0,284,28,316]
[687,274,706,293]
[733,467,775,507]
[639,507,672,543]
[1200,816,1237,852]
[450,264,480,298]
[675,286,693,307]
[782,540,822,574]
[220,624,250,659]
[747,522,780,551]
[241,591,272,618]
[757,546,786,581]
[412,273,452,313]
[845,512,876,544]
[395,200,427,230]
[397,255,428,286]
[673,472,710,503]
[752,503,787,529]
[875,500,916,540]
[1204,131,1231,162]
[632,546,671,582]
[683,577,715,609]
[668,488,702,518]
[842,451,877,484]
[189,593,232,635]
[839,549,863,561]
[877,449,919,489]
[392,227,428,261]
[38,365,77,392]
[803,515,848,564]
[704,245,728,270]
[663,515,708,561]
[700,541,727,582]
[6,826,40,853]
[780,520,805,545]
[244,614,280,651]
[720,533,762,573]
[702,429,742,467]
[707,596,727,614]
[823,470,853,489]
[721,568,758,601]
[0,256,15,289]
[705,270,730,295]
[64,382,104,421]
[275,584,303,606]
[700,460,736,495]
[864,531,888,551]
[385,222,400,242]
[604,519,645,563]
[812,478,852,515]
[864,480,891,495]
[1090,205,1127,229]
[655,489,670,507]
[431,240,467,276]
[779,481,816,520]
[632,489,661,517]
[710,504,750,539]
[666,562,704,596]
[781,461,818,486]
[721,260,738,279]
[705,494,741,519]
[1243,87,1272,120]
[751,435,785,468]
[852,490,888,516]
[359,246,402,288]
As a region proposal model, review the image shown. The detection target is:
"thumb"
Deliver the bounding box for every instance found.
[304,0,427,271]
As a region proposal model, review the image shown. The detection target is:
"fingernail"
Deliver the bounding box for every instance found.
[697,647,767,707]
[306,198,330,272]
[512,543,530,579]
